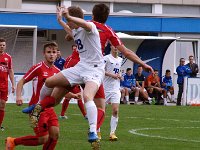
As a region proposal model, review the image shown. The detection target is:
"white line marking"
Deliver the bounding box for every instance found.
[127,116,200,123]
[129,127,200,143]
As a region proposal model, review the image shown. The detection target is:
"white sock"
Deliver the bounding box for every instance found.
[171,95,175,101]
[39,84,53,101]
[110,116,118,135]
[135,97,139,103]
[148,97,152,101]
[97,128,100,132]
[85,101,97,134]
[164,98,167,105]
[125,96,129,102]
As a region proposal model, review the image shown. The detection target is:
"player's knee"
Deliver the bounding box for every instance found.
[45,78,54,88]
[50,132,59,140]
[39,135,49,144]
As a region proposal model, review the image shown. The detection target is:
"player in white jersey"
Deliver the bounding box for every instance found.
[103,45,122,141]
[26,6,104,149]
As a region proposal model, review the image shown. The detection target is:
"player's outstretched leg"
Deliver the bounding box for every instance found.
[5,137,16,150]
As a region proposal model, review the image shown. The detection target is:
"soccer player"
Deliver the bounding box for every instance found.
[5,42,61,150]
[54,49,65,70]
[26,6,104,149]
[0,38,15,131]
[60,45,86,119]
[104,45,122,141]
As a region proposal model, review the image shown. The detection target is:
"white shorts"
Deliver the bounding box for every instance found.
[61,62,105,87]
[105,91,121,104]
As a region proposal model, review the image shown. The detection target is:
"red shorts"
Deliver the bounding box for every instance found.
[69,85,80,94]
[94,84,105,99]
[34,108,59,137]
[0,89,8,101]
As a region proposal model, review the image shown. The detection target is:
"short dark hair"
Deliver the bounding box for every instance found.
[68,6,84,19]
[43,42,58,52]
[126,68,132,72]
[138,65,142,68]
[166,69,170,73]
[154,69,158,72]
[0,38,6,43]
[92,3,110,23]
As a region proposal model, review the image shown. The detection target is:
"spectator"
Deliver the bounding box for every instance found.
[176,58,192,106]
[121,68,139,104]
[54,49,65,70]
[186,55,198,77]
[162,69,175,103]
[145,69,167,105]
[135,65,152,104]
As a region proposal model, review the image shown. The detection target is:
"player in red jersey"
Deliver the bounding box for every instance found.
[5,42,79,150]
[91,4,154,139]
[60,44,86,119]
[0,38,15,131]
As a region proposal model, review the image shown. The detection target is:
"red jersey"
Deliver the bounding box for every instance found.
[92,21,123,55]
[64,49,80,69]
[0,53,12,90]
[23,61,60,106]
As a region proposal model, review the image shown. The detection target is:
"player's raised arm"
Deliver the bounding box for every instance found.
[63,7,92,32]
[57,6,73,38]
[116,44,154,73]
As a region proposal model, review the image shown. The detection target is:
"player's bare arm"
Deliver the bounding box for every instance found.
[8,68,15,93]
[105,72,119,80]
[16,78,26,106]
[57,6,73,38]
[63,7,92,32]
[116,45,154,73]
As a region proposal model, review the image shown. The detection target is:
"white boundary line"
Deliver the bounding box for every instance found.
[127,116,200,123]
[129,127,200,143]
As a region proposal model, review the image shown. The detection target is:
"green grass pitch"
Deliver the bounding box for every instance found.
[1,104,200,150]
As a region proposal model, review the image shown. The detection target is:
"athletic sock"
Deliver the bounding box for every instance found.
[60,98,70,116]
[43,138,57,150]
[110,116,118,134]
[135,97,139,103]
[39,85,53,101]
[0,110,5,127]
[77,99,86,117]
[125,96,129,102]
[97,108,105,130]
[40,96,56,110]
[14,135,40,146]
[85,101,97,134]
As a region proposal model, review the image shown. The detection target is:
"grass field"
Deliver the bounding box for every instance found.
[1,104,200,150]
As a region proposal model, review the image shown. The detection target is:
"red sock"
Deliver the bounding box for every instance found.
[0,110,5,127]
[60,98,70,116]
[14,135,40,146]
[77,99,86,117]
[97,108,105,130]
[43,138,57,150]
[40,96,56,110]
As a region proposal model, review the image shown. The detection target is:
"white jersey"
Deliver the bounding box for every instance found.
[72,22,104,66]
[103,54,123,92]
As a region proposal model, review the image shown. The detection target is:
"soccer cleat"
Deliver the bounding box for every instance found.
[88,132,98,143]
[1,126,5,131]
[5,137,16,150]
[59,115,68,119]
[109,133,118,141]
[29,104,42,128]
[97,132,101,140]
[22,104,36,114]
[88,132,100,150]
